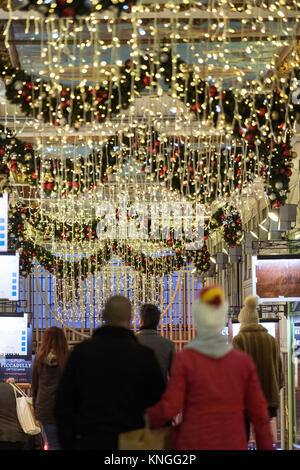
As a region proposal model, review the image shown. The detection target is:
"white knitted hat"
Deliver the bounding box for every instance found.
[238,296,259,324]
[192,285,228,333]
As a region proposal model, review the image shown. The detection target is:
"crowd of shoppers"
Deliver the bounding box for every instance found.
[0,287,284,451]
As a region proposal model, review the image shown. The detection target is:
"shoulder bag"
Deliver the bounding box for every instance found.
[10,383,41,435]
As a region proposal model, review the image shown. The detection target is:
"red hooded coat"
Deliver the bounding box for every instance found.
[146,348,274,450]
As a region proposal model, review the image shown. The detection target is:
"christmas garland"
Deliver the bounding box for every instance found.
[17,0,136,19]
[209,206,242,247]
[1,55,299,134]
[8,202,213,278]
[160,51,300,136]
[0,56,154,130]
[0,53,297,206]
[8,196,244,278]
[0,121,294,208]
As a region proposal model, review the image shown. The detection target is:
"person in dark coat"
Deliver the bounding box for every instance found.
[31,326,69,450]
[137,303,175,383]
[0,381,28,450]
[54,295,166,450]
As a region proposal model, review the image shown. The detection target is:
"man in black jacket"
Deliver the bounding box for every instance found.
[54,295,166,450]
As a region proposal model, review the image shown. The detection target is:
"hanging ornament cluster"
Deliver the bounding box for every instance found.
[208,207,242,247]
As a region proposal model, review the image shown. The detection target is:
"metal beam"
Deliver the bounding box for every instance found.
[0,6,299,20]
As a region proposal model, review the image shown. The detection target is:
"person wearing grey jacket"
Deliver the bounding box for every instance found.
[137,304,175,383]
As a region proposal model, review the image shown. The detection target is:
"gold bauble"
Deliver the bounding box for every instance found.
[271,110,279,120]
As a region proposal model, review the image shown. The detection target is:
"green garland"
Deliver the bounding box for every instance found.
[0,56,153,130]
[1,55,299,134]
[0,123,294,208]
[0,52,297,206]
[8,202,213,278]
[209,206,242,247]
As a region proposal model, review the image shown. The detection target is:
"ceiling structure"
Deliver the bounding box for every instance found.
[1,0,299,146]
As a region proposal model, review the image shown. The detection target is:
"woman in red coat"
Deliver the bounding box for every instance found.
[146,286,274,450]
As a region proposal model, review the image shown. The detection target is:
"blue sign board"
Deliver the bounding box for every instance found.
[0,314,32,383]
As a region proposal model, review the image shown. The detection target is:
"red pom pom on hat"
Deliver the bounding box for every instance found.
[198,285,225,307]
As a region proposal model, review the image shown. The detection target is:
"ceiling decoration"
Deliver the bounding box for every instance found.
[0,0,299,304]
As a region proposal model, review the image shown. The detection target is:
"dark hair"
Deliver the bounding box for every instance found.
[35,327,69,373]
[103,295,132,326]
[140,304,161,330]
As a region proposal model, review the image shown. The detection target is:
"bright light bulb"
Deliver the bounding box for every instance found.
[268,212,279,222]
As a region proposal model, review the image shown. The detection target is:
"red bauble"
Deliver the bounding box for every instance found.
[67,180,73,187]
[62,8,74,17]
[274,201,281,208]
[142,76,150,86]
[279,168,286,174]
[258,107,266,116]
[191,102,202,111]
[209,86,218,97]
[31,172,37,179]
[46,182,54,190]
